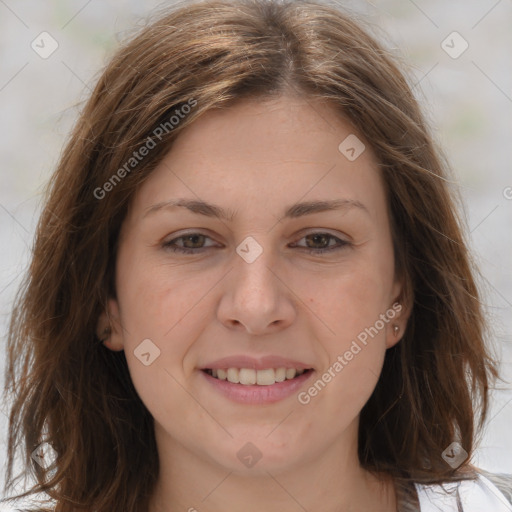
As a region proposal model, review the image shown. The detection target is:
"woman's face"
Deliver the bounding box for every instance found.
[103,94,407,475]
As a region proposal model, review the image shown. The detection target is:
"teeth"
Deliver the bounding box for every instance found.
[239,368,256,385]
[208,367,309,386]
[275,367,286,382]
[227,368,239,383]
[285,368,297,380]
[256,368,275,385]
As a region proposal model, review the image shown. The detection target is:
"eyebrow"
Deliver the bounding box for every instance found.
[142,197,369,221]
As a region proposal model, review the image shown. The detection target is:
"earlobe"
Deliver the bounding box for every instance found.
[385,275,412,348]
[386,320,402,349]
[96,298,125,351]
[385,297,412,349]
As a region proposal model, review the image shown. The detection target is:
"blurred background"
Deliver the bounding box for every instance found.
[1,0,511,502]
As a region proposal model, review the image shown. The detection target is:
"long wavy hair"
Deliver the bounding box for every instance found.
[2,0,499,510]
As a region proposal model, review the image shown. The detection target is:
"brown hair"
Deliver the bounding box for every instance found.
[2,0,499,510]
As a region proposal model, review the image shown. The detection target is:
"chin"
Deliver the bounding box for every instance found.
[207,432,304,475]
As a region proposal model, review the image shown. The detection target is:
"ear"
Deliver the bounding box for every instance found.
[385,278,412,349]
[96,297,125,351]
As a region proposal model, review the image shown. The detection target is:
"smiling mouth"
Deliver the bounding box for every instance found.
[202,367,314,386]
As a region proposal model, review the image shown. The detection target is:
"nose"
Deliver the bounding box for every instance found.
[216,245,296,335]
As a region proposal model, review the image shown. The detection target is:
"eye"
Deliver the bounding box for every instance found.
[162,233,219,254]
[291,232,350,254]
[161,231,350,255]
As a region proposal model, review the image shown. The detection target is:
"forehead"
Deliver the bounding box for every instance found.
[128,95,388,224]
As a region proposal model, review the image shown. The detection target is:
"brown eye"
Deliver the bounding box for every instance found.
[162,231,349,256]
[180,234,207,249]
[293,232,350,254]
[162,233,217,254]
[305,233,332,249]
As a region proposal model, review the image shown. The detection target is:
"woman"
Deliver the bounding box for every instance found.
[2,0,511,510]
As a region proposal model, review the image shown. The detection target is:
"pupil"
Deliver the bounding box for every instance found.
[185,235,204,248]
[308,234,328,248]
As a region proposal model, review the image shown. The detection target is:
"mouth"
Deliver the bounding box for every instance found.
[202,367,314,386]
[200,366,315,405]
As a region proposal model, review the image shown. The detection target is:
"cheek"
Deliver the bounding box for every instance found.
[116,266,213,426]
[116,244,214,345]
[302,257,393,343]
[325,342,385,408]
[295,256,392,410]
[298,288,388,426]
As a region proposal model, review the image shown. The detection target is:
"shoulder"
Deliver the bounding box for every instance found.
[414,470,512,511]
[477,469,512,506]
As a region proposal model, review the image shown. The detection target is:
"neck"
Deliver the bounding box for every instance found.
[148,420,396,512]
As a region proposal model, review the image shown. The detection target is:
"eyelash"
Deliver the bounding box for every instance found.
[162,232,350,255]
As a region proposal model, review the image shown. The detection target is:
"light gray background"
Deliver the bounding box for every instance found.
[1,0,511,502]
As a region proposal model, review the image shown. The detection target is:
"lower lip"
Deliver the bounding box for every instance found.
[200,369,314,404]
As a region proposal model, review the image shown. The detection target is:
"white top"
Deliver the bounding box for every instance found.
[416,473,512,511]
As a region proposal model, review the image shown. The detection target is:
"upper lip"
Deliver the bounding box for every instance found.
[200,355,314,371]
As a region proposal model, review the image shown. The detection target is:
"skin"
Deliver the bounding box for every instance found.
[98,94,410,512]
